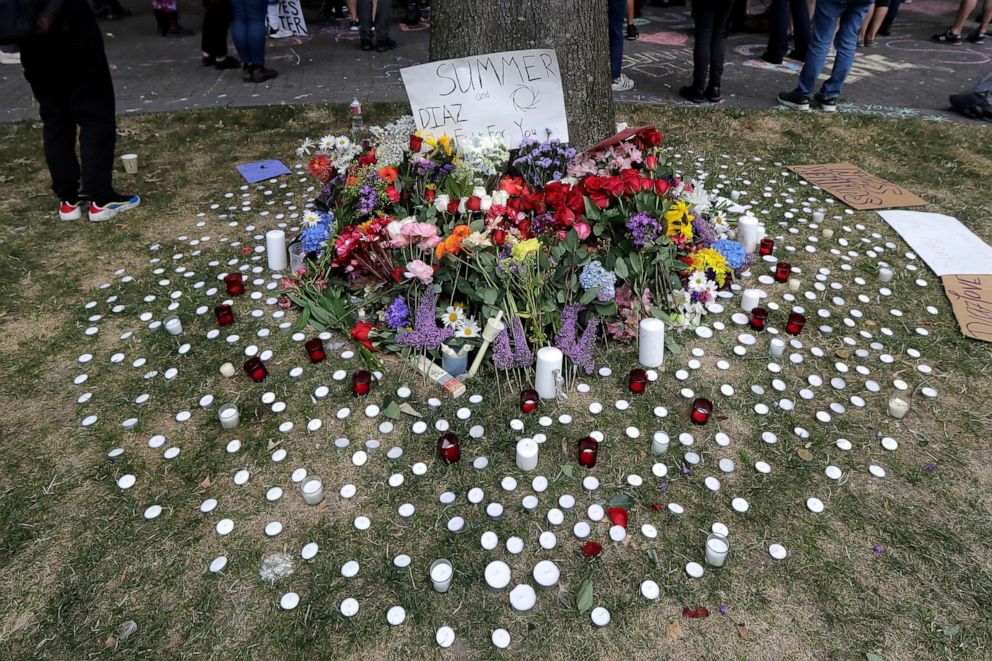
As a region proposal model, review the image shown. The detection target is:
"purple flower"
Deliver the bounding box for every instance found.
[384,297,409,329]
[872,544,886,555]
[492,317,533,370]
[691,215,718,246]
[396,292,453,350]
[493,326,514,370]
[719,605,728,615]
[510,317,534,367]
[554,304,598,374]
[626,212,662,248]
[657,482,669,492]
[681,466,693,476]
[924,462,936,473]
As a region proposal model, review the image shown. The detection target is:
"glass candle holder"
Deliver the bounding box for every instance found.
[749,307,768,331]
[224,272,245,296]
[437,432,461,463]
[705,533,729,567]
[578,436,598,468]
[519,389,539,414]
[786,312,807,335]
[351,370,372,396]
[628,368,648,394]
[691,398,713,425]
[774,262,792,283]
[243,356,267,382]
[758,238,775,256]
[214,304,234,326]
[304,338,326,363]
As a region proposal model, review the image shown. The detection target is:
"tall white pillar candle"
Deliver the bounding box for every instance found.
[739,213,760,253]
[705,533,729,567]
[638,318,665,368]
[741,288,764,312]
[266,229,288,271]
[534,347,563,400]
[516,438,538,471]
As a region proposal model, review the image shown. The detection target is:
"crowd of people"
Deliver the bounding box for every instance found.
[0,0,988,223]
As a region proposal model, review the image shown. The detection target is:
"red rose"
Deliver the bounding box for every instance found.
[492,229,506,246]
[654,179,671,196]
[498,176,526,196]
[358,148,377,166]
[424,188,436,203]
[350,321,375,351]
[607,507,629,528]
[583,176,606,193]
[636,127,663,149]
[390,266,404,284]
[581,541,603,558]
[544,182,567,208]
[409,133,423,152]
[466,195,482,212]
[682,607,710,619]
[620,168,642,195]
[588,192,609,209]
[603,176,624,197]
[446,199,460,214]
[386,185,400,203]
[554,205,575,227]
[645,154,658,170]
[517,218,532,238]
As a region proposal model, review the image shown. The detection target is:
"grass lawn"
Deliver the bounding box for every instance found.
[1,105,991,660]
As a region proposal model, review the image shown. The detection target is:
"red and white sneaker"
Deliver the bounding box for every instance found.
[59,200,82,221]
[88,194,141,222]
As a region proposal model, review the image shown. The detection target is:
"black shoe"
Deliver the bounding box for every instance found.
[932,29,962,44]
[250,65,278,83]
[786,48,806,61]
[167,24,194,37]
[814,94,838,112]
[704,85,722,103]
[375,37,397,52]
[242,63,253,82]
[966,30,986,44]
[760,51,783,65]
[678,85,706,104]
[777,90,810,111]
[360,38,373,51]
[215,56,241,70]
[626,24,639,40]
[202,54,216,67]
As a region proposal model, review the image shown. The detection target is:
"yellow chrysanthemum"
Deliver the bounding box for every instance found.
[511,238,541,262]
[689,247,730,286]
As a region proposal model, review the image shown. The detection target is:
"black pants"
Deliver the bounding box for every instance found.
[202,0,234,57]
[358,0,390,41]
[692,0,735,90]
[766,0,810,60]
[879,0,900,33]
[20,0,116,204]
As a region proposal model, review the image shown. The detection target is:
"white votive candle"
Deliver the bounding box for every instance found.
[705,533,729,567]
[788,278,801,291]
[769,338,786,357]
[164,315,183,335]
[638,317,665,368]
[812,209,825,223]
[429,559,453,593]
[266,229,288,271]
[741,288,764,312]
[516,438,538,472]
[821,228,834,239]
[879,267,894,283]
[301,477,324,505]
[652,431,670,455]
[534,347,563,400]
[888,397,909,420]
[219,362,236,378]
[218,403,239,429]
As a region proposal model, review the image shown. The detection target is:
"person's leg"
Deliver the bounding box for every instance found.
[374,0,392,44]
[795,0,844,96]
[266,0,280,31]
[858,5,874,42]
[878,0,900,34]
[626,0,639,39]
[608,0,625,80]
[347,0,359,26]
[866,5,889,40]
[691,5,715,91]
[789,0,811,57]
[978,0,991,33]
[230,0,250,62]
[245,0,269,65]
[707,0,735,91]
[358,0,374,45]
[951,0,978,34]
[820,1,873,98]
[765,0,790,61]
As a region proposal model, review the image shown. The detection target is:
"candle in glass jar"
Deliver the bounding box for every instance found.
[577,436,598,468]
[812,208,825,223]
[749,307,768,331]
[534,347,563,400]
[628,368,648,394]
[774,262,792,283]
[821,228,834,239]
[243,356,267,382]
[652,431,670,455]
[214,304,234,326]
[224,272,245,296]
[516,438,539,472]
[788,277,801,292]
[218,403,239,429]
[164,315,183,335]
[351,370,372,396]
[437,432,461,463]
[301,476,324,505]
[758,238,775,256]
[888,397,910,419]
[519,389,539,414]
[304,338,326,363]
[705,533,729,567]
[691,398,713,425]
[741,288,764,312]
[879,267,894,283]
[785,312,807,335]
[638,318,665,368]
[429,559,453,592]
[769,338,786,357]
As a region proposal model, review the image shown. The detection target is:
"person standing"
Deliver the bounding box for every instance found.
[201,0,240,68]
[610,0,634,91]
[266,0,292,38]
[777,0,875,111]
[762,0,809,63]
[18,0,140,221]
[151,0,193,36]
[858,0,890,46]
[932,0,991,43]
[358,0,396,51]
[231,0,278,81]
[680,0,736,103]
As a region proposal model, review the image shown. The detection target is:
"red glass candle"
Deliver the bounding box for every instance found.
[304,338,326,363]
[786,312,807,335]
[224,272,245,296]
[214,304,234,326]
[520,389,539,414]
[759,238,775,256]
[774,262,792,283]
[749,307,768,331]
[578,436,598,468]
[690,398,713,425]
[437,432,461,463]
[243,356,267,382]
[351,370,372,396]
[628,368,648,394]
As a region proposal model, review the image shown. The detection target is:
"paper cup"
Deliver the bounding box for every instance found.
[121,153,138,173]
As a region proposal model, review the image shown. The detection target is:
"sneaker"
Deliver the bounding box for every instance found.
[59,200,81,221]
[814,94,838,112]
[269,27,293,38]
[349,20,359,31]
[0,50,20,65]
[360,39,373,51]
[611,73,634,92]
[760,51,783,65]
[626,24,639,40]
[88,195,140,222]
[777,90,810,111]
[932,29,962,44]
[678,85,706,103]
[375,38,397,52]
[966,30,986,44]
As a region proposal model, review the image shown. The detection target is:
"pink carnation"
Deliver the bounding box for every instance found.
[277,296,292,309]
[404,259,434,285]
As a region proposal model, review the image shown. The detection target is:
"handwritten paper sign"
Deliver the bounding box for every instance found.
[942,275,992,342]
[878,210,992,277]
[400,49,568,149]
[277,0,307,36]
[788,163,926,210]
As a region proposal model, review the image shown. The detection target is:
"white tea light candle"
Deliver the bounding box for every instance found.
[266,229,288,271]
[638,317,665,368]
[301,477,324,505]
[515,438,538,472]
[534,347,563,400]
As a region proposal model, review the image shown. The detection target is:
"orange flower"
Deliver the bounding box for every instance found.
[378,166,398,184]
[435,225,473,259]
[346,175,359,186]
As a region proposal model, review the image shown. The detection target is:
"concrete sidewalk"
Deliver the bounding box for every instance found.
[0,0,989,123]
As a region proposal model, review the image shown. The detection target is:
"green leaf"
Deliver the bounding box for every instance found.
[608,494,634,509]
[382,399,401,420]
[292,307,311,332]
[647,549,660,569]
[576,579,593,613]
[560,464,574,478]
[479,287,499,306]
[613,257,629,280]
[579,288,599,305]
[629,252,642,274]
[665,336,682,355]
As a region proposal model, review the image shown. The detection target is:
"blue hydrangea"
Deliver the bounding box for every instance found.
[579,260,617,301]
[300,211,334,255]
[712,239,746,270]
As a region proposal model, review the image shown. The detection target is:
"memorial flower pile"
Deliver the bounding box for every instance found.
[289,121,747,378]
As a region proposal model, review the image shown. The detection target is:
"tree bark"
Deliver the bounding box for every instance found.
[429,0,615,149]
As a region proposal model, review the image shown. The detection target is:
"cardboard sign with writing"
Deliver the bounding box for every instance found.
[400,49,568,149]
[788,163,926,210]
[942,275,992,343]
[278,0,308,36]
[878,210,992,277]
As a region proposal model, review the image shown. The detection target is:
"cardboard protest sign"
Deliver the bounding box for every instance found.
[878,210,992,277]
[788,163,926,210]
[400,49,568,149]
[277,0,307,36]
[942,275,992,342]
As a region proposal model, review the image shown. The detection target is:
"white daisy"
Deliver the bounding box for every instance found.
[296,137,314,157]
[687,270,709,292]
[336,136,352,151]
[455,319,481,339]
[318,135,336,152]
[712,214,728,231]
[441,305,464,328]
[702,279,718,297]
[302,210,321,227]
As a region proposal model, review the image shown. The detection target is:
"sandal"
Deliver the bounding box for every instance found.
[931,29,962,44]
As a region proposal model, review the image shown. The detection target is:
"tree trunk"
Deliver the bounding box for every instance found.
[429,0,615,149]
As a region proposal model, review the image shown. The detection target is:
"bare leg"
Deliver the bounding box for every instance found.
[858,6,875,41]
[951,0,978,33]
[347,0,357,19]
[866,7,888,39]
[979,0,992,33]
[627,0,634,26]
